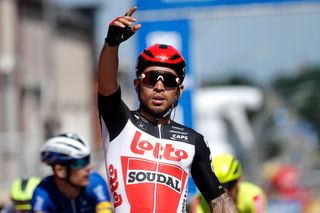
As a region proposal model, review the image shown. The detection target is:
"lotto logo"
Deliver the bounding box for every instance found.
[130,131,188,161]
[108,164,122,208]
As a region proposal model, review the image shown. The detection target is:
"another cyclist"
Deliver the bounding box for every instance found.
[97,6,237,213]
[31,132,113,213]
[192,153,267,213]
[1,176,40,213]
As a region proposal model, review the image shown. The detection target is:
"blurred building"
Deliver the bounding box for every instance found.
[0,0,98,204]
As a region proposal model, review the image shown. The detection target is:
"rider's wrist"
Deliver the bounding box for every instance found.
[104,37,119,47]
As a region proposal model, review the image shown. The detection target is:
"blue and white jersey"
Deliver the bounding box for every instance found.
[31,171,112,213]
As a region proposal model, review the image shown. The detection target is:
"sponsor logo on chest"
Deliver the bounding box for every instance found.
[130,131,188,161]
[169,129,189,142]
[127,170,181,192]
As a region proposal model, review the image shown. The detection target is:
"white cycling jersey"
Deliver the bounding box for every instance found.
[98,88,224,213]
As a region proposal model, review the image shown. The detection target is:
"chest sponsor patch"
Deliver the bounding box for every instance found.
[131,131,189,161]
[121,157,188,212]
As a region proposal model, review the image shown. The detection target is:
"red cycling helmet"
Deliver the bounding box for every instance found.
[136,44,186,83]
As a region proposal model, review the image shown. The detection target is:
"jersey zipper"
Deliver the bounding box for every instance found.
[153,124,162,213]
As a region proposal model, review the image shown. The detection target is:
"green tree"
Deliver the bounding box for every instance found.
[272,65,320,138]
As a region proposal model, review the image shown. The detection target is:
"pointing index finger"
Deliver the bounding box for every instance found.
[125,6,137,16]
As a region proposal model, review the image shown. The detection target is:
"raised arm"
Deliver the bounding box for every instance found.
[98,43,119,96]
[98,6,141,96]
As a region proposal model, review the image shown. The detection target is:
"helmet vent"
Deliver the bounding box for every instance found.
[136,44,186,82]
[58,133,86,145]
[234,164,240,174]
[56,141,81,150]
[143,50,154,58]
[170,54,181,61]
[159,44,168,49]
[21,178,28,191]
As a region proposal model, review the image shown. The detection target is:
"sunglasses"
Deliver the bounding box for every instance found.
[138,70,180,89]
[70,156,90,169]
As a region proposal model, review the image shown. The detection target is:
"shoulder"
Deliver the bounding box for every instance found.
[87,171,108,191]
[34,176,55,194]
[32,176,56,206]
[89,171,107,183]
[86,171,110,201]
[32,176,56,211]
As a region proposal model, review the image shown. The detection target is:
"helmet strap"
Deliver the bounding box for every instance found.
[162,86,179,119]
[65,166,84,189]
[56,166,82,190]
[137,82,162,119]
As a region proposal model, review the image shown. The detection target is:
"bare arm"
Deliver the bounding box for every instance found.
[209,193,239,213]
[98,44,119,96]
[98,6,141,96]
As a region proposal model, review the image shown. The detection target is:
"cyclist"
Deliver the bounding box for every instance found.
[192,153,267,213]
[97,6,237,213]
[31,132,113,213]
[1,176,40,213]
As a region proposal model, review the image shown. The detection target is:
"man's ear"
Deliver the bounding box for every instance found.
[53,164,67,178]
[134,79,139,93]
[178,84,184,99]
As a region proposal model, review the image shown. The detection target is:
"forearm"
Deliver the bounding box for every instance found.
[98,43,120,96]
[209,193,238,213]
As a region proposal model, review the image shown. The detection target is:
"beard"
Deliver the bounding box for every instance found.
[139,101,173,120]
[140,102,165,119]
